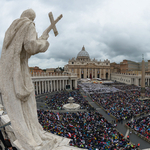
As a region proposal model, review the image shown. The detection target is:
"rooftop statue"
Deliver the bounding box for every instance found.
[0,9,73,150]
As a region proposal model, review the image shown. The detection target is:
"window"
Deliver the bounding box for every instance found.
[72,62,74,64]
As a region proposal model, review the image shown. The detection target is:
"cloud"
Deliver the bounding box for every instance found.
[1,0,150,68]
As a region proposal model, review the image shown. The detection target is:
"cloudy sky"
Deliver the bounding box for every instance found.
[1,0,150,69]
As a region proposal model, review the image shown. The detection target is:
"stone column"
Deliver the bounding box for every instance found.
[84,68,87,79]
[70,79,72,90]
[36,82,38,95]
[79,69,81,78]
[39,81,41,94]
[57,80,58,91]
[62,80,64,90]
[64,80,65,90]
[42,81,44,93]
[100,69,102,78]
[45,81,47,92]
[88,69,90,78]
[108,69,110,79]
[51,80,53,92]
[75,79,77,89]
[95,69,97,78]
[48,80,50,92]
[54,80,56,91]
[60,80,61,90]
[103,69,106,79]
[141,59,145,97]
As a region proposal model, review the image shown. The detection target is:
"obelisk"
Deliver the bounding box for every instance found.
[141,55,145,97]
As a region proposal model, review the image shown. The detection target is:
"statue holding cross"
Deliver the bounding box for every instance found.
[0,9,71,150]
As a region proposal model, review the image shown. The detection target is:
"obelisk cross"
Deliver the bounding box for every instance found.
[41,12,63,39]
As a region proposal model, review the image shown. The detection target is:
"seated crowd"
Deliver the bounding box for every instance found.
[111,85,140,91]
[45,90,93,110]
[79,83,119,94]
[37,110,137,150]
[126,115,150,140]
[80,82,150,121]
[90,90,150,121]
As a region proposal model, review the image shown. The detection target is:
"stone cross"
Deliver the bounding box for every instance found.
[41,12,63,38]
[49,12,59,36]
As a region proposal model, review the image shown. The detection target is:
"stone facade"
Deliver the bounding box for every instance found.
[119,59,148,74]
[110,62,120,73]
[111,73,150,86]
[64,46,110,79]
[46,68,55,73]
[29,66,44,75]
[31,72,78,94]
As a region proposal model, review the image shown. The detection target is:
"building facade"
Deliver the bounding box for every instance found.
[111,73,150,86]
[31,72,77,95]
[110,62,120,73]
[119,60,149,74]
[29,66,44,75]
[46,68,55,73]
[64,46,111,79]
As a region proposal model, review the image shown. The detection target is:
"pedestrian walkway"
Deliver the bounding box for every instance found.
[80,89,150,149]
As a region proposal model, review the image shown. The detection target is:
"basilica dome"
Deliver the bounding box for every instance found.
[77,46,90,58]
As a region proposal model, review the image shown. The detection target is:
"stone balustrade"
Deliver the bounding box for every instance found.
[31,72,77,77]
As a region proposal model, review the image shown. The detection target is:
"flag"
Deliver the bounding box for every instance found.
[69,124,74,128]
[68,132,71,138]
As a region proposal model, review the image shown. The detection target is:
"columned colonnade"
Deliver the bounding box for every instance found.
[32,76,77,95]
[77,68,110,79]
[111,73,150,86]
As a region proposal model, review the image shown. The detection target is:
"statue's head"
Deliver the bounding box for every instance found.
[20,9,36,21]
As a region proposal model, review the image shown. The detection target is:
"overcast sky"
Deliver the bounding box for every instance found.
[1,0,150,69]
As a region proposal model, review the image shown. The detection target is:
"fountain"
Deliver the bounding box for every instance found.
[63,97,80,110]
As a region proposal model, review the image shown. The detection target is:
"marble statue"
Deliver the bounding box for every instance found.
[0,9,74,150]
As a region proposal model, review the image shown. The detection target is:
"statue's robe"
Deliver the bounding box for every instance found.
[0,17,70,150]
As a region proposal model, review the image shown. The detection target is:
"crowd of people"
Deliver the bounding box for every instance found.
[79,82,120,94]
[90,90,150,121]
[78,83,150,121]
[38,110,137,149]
[111,85,140,91]
[36,83,150,149]
[45,90,93,110]
[126,115,150,140]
